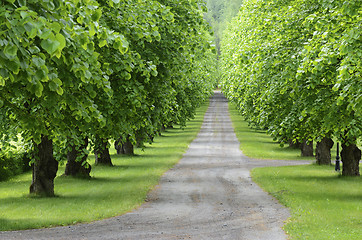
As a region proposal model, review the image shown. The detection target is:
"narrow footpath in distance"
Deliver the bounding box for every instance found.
[0,91,311,240]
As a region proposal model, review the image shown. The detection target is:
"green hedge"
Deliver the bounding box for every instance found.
[0,150,31,181]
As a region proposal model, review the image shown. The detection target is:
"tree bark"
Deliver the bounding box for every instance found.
[341,142,361,176]
[64,138,91,178]
[30,135,58,197]
[122,137,134,155]
[114,137,134,155]
[301,140,314,157]
[94,137,112,166]
[136,132,144,148]
[114,138,123,154]
[315,137,334,165]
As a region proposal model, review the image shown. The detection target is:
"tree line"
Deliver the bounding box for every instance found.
[221,0,361,176]
[203,0,243,55]
[0,0,217,196]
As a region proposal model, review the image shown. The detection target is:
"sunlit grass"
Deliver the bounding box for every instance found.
[227,102,362,239]
[252,165,362,239]
[0,102,209,231]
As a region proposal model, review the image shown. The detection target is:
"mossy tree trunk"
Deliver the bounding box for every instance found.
[316,137,334,165]
[30,135,58,197]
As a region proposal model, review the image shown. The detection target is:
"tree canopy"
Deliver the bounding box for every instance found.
[220,0,361,176]
[203,0,243,54]
[0,0,217,195]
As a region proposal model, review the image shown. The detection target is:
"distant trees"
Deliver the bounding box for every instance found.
[203,0,243,54]
[221,0,361,176]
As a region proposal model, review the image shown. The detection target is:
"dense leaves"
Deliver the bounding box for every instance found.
[221,0,361,175]
[0,0,216,191]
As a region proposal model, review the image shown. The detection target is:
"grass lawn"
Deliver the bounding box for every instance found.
[228,102,362,239]
[0,102,209,231]
[252,165,362,240]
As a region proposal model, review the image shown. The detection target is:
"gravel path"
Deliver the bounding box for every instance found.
[0,91,311,240]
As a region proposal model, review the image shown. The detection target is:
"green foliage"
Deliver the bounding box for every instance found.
[0,148,31,182]
[0,0,216,188]
[229,103,314,160]
[0,0,112,147]
[220,0,361,147]
[0,102,208,231]
[203,0,243,54]
[252,165,362,239]
[91,0,217,146]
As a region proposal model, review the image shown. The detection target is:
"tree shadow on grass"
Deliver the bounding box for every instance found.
[287,184,362,203]
[272,174,362,202]
[0,218,42,231]
[1,173,155,203]
[0,186,140,231]
[0,179,30,186]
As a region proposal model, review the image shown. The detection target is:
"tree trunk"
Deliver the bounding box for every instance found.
[136,133,143,148]
[315,137,334,165]
[160,125,166,132]
[122,137,134,155]
[301,140,314,157]
[114,137,134,155]
[64,138,91,178]
[148,133,154,143]
[114,138,123,154]
[94,137,112,166]
[30,135,58,197]
[341,142,361,176]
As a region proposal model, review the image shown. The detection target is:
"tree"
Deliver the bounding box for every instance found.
[0,0,217,196]
[204,0,243,55]
[0,0,121,195]
[220,0,361,175]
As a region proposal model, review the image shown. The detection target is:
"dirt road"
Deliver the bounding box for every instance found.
[0,92,311,240]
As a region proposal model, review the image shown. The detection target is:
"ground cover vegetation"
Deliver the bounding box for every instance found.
[0,102,209,231]
[0,0,217,195]
[252,165,362,239]
[229,101,361,239]
[221,0,362,176]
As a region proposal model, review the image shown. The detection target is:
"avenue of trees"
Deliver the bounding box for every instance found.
[221,0,361,176]
[0,0,217,196]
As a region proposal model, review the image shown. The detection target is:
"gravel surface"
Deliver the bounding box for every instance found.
[0,91,311,240]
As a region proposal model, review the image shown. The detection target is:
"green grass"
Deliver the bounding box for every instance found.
[252,165,362,240]
[227,103,362,239]
[0,102,209,231]
[228,103,314,161]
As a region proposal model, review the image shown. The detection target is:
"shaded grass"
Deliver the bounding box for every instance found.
[227,102,362,239]
[228,103,314,161]
[251,165,362,240]
[0,102,209,231]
